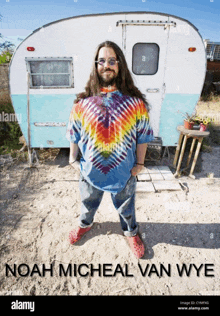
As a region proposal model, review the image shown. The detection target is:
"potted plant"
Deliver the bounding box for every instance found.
[194,116,211,131]
[180,112,196,129]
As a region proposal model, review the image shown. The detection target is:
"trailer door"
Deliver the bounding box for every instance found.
[117,20,175,138]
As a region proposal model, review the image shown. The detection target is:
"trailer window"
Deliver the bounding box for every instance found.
[26,58,73,88]
[132,43,159,75]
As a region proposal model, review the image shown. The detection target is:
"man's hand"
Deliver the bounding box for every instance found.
[131,164,144,176]
[69,160,80,173]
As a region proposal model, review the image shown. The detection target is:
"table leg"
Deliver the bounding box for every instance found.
[186,137,196,167]
[174,134,188,177]
[173,133,184,167]
[189,137,203,179]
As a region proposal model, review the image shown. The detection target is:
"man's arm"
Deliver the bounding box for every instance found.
[136,143,148,164]
[69,142,80,172]
[69,142,79,162]
[131,143,148,176]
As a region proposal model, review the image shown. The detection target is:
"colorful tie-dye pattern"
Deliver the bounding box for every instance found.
[66,88,154,193]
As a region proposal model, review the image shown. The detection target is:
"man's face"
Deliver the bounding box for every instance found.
[97,47,119,87]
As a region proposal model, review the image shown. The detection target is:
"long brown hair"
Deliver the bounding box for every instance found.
[74,41,149,110]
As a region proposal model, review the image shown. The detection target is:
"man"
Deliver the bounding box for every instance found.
[66,41,154,258]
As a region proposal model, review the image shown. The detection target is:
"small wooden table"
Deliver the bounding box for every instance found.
[173,126,210,179]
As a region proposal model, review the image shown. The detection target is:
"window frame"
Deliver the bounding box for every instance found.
[132,43,160,76]
[25,57,74,89]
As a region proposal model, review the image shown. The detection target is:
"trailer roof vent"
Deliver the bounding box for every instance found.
[116,20,176,27]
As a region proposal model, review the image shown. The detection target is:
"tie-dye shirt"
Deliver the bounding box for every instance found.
[66,87,154,193]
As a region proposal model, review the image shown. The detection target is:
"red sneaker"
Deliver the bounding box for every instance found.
[69,226,92,245]
[126,234,145,259]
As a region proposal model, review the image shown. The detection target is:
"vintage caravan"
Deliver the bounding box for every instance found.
[9,11,206,162]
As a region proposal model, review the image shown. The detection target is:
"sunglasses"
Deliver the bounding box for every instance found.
[95,58,119,66]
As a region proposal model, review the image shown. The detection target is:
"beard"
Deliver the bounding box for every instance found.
[98,69,117,87]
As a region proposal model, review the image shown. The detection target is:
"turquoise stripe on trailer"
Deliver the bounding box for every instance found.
[159,93,200,147]
[11,94,76,148]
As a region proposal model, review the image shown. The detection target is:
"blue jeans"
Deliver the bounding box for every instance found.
[78,174,138,237]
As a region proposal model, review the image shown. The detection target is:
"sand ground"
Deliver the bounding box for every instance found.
[0,145,219,296]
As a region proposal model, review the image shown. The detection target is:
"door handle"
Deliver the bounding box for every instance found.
[146,88,160,93]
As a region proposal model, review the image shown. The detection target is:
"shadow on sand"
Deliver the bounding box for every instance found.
[72,221,220,260]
